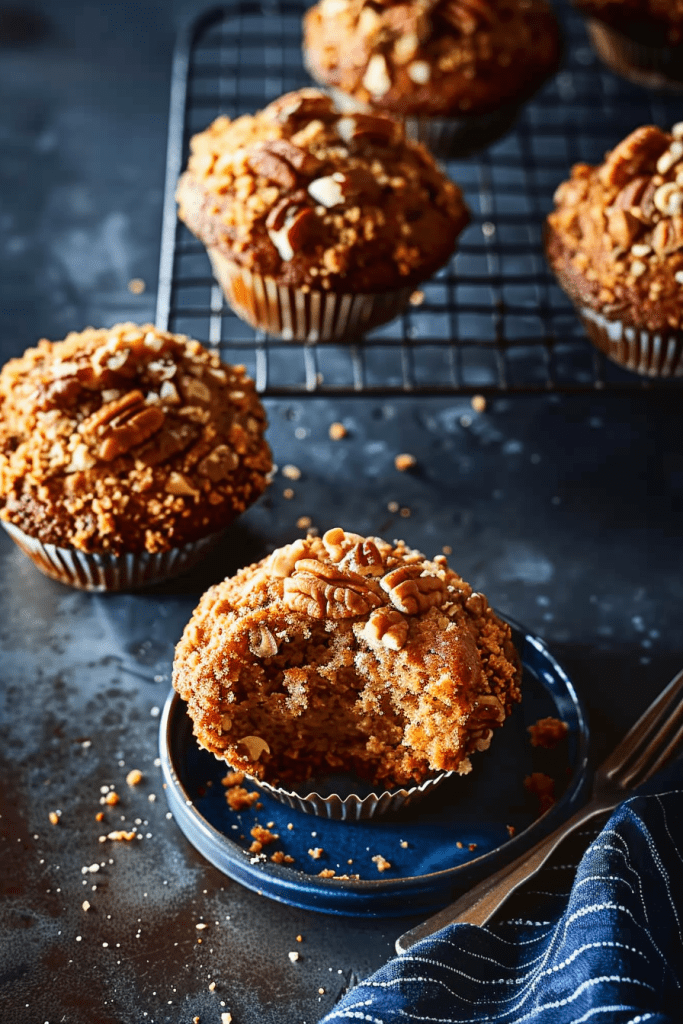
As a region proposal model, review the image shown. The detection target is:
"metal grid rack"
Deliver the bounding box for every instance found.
[156,0,683,395]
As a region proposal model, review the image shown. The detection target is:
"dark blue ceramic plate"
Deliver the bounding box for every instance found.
[160,622,589,916]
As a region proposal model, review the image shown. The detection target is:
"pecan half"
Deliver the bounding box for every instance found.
[651,216,683,255]
[337,113,397,147]
[284,560,383,619]
[247,145,298,189]
[362,607,409,650]
[272,89,336,125]
[266,138,323,177]
[381,565,446,614]
[133,420,199,467]
[322,527,364,562]
[599,126,669,189]
[80,390,165,462]
[339,539,385,577]
[268,206,320,261]
[269,539,309,577]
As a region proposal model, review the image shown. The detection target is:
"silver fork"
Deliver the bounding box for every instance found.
[396,667,683,954]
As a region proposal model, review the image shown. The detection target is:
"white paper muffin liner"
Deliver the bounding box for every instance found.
[579,306,683,378]
[586,18,683,91]
[208,249,413,343]
[2,519,224,591]
[245,770,453,821]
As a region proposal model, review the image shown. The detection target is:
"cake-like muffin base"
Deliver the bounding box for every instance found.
[173,528,522,812]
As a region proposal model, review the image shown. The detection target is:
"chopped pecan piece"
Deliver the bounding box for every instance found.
[197,444,239,481]
[265,191,308,232]
[272,89,336,125]
[337,114,397,147]
[606,208,641,248]
[613,176,650,213]
[80,390,165,462]
[249,624,279,658]
[381,564,446,614]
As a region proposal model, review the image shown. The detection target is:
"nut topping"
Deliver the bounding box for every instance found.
[249,624,279,658]
[247,145,298,189]
[362,607,409,650]
[237,735,271,761]
[284,559,383,618]
[339,539,385,576]
[80,390,165,462]
[381,564,446,614]
[362,54,392,97]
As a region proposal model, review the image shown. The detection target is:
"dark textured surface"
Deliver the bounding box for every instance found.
[1,3,683,1024]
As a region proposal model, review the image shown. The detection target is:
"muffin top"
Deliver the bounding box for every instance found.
[0,324,271,554]
[547,125,683,332]
[303,0,561,118]
[175,89,469,293]
[574,0,683,43]
[173,527,522,789]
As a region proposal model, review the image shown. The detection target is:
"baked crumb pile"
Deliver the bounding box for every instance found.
[547,124,683,331]
[304,0,560,117]
[0,324,271,553]
[176,89,469,293]
[173,528,522,789]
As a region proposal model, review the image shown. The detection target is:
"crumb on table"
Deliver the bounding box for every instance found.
[329,422,347,440]
[308,847,324,860]
[372,854,391,872]
[226,786,260,811]
[394,453,416,472]
[528,716,569,749]
[126,769,143,787]
[318,868,335,878]
[524,772,556,814]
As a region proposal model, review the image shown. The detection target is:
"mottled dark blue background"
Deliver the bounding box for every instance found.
[1,3,683,1023]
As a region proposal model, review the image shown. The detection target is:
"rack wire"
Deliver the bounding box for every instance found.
[156,0,683,395]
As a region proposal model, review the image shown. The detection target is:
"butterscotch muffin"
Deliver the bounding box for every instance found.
[546,125,683,377]
[303,0,561,157]
[0,324,271,590]
[173,528,522,819]
[574,0,683,89]
[175,89,469,342]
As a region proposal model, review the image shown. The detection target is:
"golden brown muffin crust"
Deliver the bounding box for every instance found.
[176,89,469,293]
[546,125,683,332]
[173,528,521,789]
[0,324,271,554]
[575,0,683,43]
[303,0,561,117]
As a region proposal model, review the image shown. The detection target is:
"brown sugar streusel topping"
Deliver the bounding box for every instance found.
[0,324,271,554]
[173,527,521,789]
[176,88,469,294]
[547,125,683,332]
[304,0,560,117]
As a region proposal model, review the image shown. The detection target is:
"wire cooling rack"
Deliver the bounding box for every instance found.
[156,0,683,395]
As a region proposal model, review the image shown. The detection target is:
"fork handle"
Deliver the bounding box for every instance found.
[396,796,612,953]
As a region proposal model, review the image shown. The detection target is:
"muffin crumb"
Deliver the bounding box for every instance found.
[328,422,347,440]
[372,854,391,872]
[528,716,568,749]
[394,453,416,472]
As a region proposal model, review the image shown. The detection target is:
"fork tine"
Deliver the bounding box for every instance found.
[601,668,683,783]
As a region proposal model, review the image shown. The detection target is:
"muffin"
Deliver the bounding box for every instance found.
[303,0,561,157]
[546,125,683,377]
[175,88,469,342]
[574,0,683,90]
[0,324,272,590]
[173,527,522,819]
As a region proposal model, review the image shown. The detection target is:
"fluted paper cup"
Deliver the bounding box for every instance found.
[246,770,452,821]
[579,306,683,378]
[586,18,683,90]
[2,519,224,591]
[208,249,413,343]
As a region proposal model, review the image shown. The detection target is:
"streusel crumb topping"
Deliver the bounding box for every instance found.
[176,89,469,292]
[173,527,521,788]
[304,0,560,117]
[547,125,683,331]
[0,324,271,553]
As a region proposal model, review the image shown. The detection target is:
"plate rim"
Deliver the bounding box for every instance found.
[159,618,590,911]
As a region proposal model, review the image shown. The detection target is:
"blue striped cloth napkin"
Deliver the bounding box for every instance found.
[321,763,683,1024]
